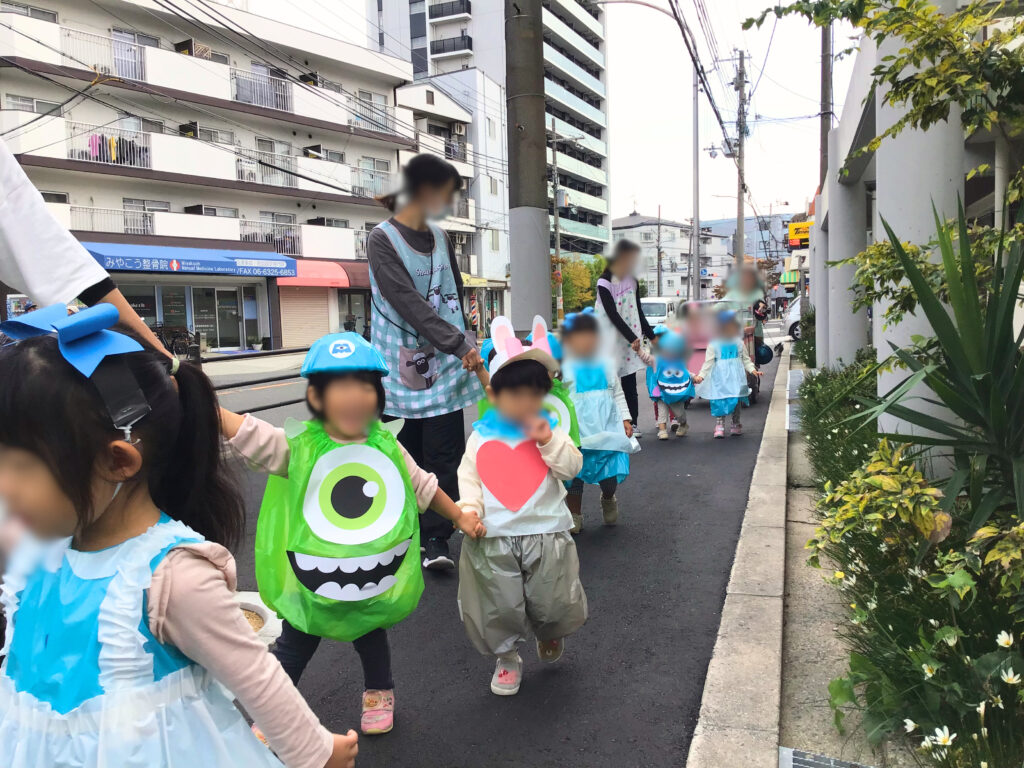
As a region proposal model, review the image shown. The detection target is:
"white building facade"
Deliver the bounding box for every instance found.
[381,0,611,257]
[0,0,503,348]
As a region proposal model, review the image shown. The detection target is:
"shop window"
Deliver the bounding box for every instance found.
[339,291,369,338]
[160,285,188,327]
[243,286,260,347]
[193,288,217,345]
[122,285,157,327]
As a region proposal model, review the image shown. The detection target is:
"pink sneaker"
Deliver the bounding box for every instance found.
[713,423,725,439]
[361,689,395,734]
[730,423,743,436]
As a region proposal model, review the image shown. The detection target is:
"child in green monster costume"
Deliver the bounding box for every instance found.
[221,332,484,738]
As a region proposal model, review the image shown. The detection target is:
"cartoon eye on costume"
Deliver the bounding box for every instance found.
[542,392,571,432]
[301,444,406,545]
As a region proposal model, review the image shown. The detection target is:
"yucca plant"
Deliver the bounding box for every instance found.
[866,203,1024,530]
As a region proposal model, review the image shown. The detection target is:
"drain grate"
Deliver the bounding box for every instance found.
[779,747,877,768]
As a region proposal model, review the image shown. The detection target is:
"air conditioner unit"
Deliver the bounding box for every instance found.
[452,123,466,136]
[303,144,326,159]
[453,232,468,245]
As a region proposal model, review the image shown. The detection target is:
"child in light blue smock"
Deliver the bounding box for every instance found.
[559,308,639,533]
[0,304,358,768]
[642,327,696,440]
[694,309,762,438]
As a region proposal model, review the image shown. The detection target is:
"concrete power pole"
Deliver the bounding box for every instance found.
[690,65,700,301]
[506,0,550,330]
[550,118,564,323]
[734,50,746,270]
[819,25,832,188]
[656,204,663,296]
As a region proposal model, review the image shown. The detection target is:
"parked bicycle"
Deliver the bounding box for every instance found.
[153,323,195,359]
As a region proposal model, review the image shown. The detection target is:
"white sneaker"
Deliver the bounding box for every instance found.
[675,422,689,437]
[601,495,619,525]
[657,428,669,440]
[632,425,643,439]
[490,652,522,696]
[570,513,583,534]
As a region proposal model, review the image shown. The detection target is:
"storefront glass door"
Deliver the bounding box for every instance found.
[215,289,241,349]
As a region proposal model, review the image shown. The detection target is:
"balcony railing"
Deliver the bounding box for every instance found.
[455,197,470,218]
[445,140,467,162]
[347,95,397,134]
[430,35,473,55]
[351,168,391,197]
[354,230,369,259]
[240,220,302,256]
[428,0,471,18]
[236,149,298,189]
[66,121,151,169]
[61,28,146,81]
[230,68,293,112]
[70,206,153,235]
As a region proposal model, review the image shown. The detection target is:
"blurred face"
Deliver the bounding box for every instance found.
[720,320,741,338]
[309,377,380,440]
[487,386,546,424]
[739,268,759,293]
[415,179,457,220]
[610,248,639,277]
[563,329,599,359]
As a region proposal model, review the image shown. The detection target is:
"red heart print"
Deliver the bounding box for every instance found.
[476,439,549,512]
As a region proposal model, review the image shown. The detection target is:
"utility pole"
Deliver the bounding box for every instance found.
[819,25,832,188]
[734,49,746,271]
[690,65,700,301]
[506,0,550,330]
[550,118,564,323]
[656,204,663,296]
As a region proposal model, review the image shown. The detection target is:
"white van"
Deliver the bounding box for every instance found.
[640,296,679,327]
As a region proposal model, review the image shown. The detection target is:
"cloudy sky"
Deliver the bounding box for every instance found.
[605,0,856,224]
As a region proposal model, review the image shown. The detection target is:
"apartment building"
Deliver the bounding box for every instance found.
[703,213,791,276]
[382,0,611,257]
[611,211,729,299]
[0,0,492,348]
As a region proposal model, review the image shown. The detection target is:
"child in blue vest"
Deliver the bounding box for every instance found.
[0,304,358,768]
[642,327,696,440]
[694,309,762,437]
[559,308,637,533]
[456,316,587,696]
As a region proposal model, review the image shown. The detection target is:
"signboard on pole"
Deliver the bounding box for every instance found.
[787,220,812,250]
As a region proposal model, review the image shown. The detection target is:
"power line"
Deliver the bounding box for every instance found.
[748,16,776,99]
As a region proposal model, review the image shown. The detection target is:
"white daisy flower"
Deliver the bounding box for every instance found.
[932,726,956,746]
[997,630,1013,648]
[1000,667,1020,685]
[922,663,936,679]
[903,718,917,733]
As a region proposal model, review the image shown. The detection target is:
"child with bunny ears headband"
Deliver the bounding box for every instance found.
[455,315,589,696]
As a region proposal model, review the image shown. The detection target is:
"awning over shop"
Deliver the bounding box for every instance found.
[461,272,507,289]
[83,242,296,278]
[779,270,801,285]
[278,259,370,289]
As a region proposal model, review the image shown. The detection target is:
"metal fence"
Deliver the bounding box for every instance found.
[66,121,151,169]
[428,0,471,17]
[230,68,293,112]
[61,28,146,81]
[70,206,153,235]
[354,229,369,259]
[236,148,298,188]
[445,140,468,162]
[240,220,302,256]
[430,35,473,54]
[347,95,397,134]
[351,168,391,198]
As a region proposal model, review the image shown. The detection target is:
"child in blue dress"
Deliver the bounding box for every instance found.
[559,309,638,533]
[642,327,695,440]
[0,304,358,768]
[694,309,762,438]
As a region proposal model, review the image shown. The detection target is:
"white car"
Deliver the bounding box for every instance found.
[786,297,802,339]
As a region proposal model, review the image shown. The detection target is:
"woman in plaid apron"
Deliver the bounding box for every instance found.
[368,154,483,570]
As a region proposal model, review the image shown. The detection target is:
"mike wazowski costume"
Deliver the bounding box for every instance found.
[255,333,424,643]
[478,327,581,446]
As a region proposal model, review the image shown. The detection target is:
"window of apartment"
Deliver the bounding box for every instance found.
[411,35,427,48]
[0,1,56,22]
[208,50,229,65]
[39,190,68,203]
[409,0,425,13]
[4,93,62,115]
[118,115,163,133]
[486,117,495,139]
[360,157,391,173]
[640,231,654,242]
[260,211,296,224]
[124,198,170,212]
[113,28,159,47]
[201,205,238,217]
[490,229,499,251]
[426,89,435,105]
[323,217,350,228]
[489,176,498,195]
[197,125,234,144]
[358,89,388,107]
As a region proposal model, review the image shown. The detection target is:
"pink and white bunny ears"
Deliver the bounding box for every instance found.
[488,315,560,376]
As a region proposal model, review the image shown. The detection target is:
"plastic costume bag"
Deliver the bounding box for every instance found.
[256,418,424,642]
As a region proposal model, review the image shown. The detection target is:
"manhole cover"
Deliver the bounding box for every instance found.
[779,747,877,768]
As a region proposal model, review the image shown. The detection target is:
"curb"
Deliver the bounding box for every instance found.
[686,344,791,768]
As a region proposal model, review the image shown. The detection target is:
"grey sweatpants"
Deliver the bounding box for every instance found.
[457,531,589,656]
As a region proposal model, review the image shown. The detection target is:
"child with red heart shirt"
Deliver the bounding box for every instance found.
[456,315,588,697]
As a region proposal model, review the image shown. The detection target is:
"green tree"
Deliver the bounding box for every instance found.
[557,257,597,313]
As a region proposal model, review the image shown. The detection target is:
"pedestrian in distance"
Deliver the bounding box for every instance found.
[593,239,655,437]
[558,308,638,534]
[220,331,484,737]
[693,309,763,438]
[368,153,484,571]
[640,326,696,440]
[456,316,588,696]
[0,303,359,768]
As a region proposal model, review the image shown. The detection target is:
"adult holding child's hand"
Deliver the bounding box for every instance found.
[367,154,483,571]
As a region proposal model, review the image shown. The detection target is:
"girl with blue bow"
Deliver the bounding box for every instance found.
[0,304,358,768]
[693,310,763,438]
[558,308,639,534]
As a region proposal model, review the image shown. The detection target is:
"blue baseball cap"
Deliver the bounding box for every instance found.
[717,309,739,325]
[526,330,562,362]
[301,332,389,378]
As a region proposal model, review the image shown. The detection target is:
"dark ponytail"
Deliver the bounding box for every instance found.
[0,337,244,548]
[376,153,463,212]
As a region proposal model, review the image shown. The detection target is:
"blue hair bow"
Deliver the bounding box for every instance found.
[0,303,142,376]
[562,306,594,332]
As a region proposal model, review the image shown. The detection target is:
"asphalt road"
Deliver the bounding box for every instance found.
[217,348,780,768]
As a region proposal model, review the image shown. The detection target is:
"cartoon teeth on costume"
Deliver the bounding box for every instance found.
[255,332,424,643]
[478,315,580,445]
